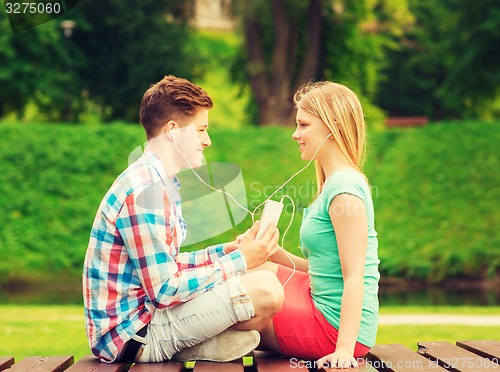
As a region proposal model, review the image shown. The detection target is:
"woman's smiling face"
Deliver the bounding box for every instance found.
[292,107,332,161]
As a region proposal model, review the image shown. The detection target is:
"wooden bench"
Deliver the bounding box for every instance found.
[1,340,499,371]
[368,340,500,371]
[385,116,428,128]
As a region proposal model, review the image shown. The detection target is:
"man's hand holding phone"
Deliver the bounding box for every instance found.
[230,221,280,269]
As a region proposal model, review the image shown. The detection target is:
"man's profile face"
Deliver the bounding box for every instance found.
[173,109,211,169]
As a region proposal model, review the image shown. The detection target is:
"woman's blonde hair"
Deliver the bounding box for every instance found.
[294,81,366,194]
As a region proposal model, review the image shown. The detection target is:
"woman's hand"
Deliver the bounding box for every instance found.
[317,349,358,370]
[268,246,283,263]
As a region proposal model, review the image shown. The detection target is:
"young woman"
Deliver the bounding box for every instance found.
[257,81,380,369]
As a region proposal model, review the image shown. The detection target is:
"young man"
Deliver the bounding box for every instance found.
[83,75,284,363]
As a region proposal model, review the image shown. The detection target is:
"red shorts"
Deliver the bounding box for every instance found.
[272,265,371,360]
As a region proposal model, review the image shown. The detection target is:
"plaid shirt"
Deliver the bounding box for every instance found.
[83,150,247,362]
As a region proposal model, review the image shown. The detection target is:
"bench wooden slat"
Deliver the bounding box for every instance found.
[255,358,299,371]
[128,361,183,371]
[8,356,74,372]
[457,340,500,363]
[418,341,500,371]
[253,351,301,371]
[350,359,380,372]
[320,358,378,372]
[191,360,243,371]
[6,339,498,371]
[254,351,378,371]
[368,344,446,371]
[66,355,130,371]
[0,357,15,371]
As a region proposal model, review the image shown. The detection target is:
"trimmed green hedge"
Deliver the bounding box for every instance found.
[0,123,144,284]
[369,121,500,282]
[0,121,498,284]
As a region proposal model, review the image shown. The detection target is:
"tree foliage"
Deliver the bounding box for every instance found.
[0,0,198,122]
[321,0,412,126]
[0,7,82,120]
[232,0,411,126]
[376,0,500,119]
[70,0,198,121]
[440,0,500,117]
[323,0,412,98]
[231,0,322,126]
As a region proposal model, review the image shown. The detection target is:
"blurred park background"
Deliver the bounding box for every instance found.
[0,0,499,360]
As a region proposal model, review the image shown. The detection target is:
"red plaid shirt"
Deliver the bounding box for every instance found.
[83,150,247,362]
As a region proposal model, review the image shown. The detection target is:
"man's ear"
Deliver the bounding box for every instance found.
[163,120,178,140]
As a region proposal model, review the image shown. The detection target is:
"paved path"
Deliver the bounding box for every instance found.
[379,314,500,326]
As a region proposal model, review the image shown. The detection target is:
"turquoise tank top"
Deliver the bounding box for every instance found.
[300,170,380,347]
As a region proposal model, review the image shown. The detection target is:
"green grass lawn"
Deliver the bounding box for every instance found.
[380,306,500,314]
[376,325,500,351]
[1,305,499,360]
[1,305,89,360]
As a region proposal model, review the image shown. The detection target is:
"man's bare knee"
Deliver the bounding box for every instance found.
[241,271,284,317]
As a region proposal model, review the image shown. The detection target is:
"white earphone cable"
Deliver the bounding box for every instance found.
[279,194,296,287]
[171,132,254,217]
[170,129,331,287]
[251,133,331,216]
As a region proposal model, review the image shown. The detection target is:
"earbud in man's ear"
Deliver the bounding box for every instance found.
[165,121,177,141]
[167,130,177,141]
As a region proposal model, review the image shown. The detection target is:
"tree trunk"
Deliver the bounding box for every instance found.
[243,0,322,126]
[294,0,322,92]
